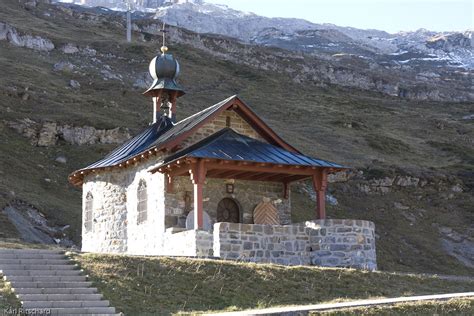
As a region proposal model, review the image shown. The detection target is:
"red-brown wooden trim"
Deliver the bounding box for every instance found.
[158,96,299,153]
[312,168,328,219]
[283,182,289,199]
[204,161,316,176]
[232,98,299,153]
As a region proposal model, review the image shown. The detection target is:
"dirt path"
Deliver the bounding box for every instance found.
[210,292,474,315]
[388,271,474,283]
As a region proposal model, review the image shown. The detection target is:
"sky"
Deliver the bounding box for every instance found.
[206,0,473,33]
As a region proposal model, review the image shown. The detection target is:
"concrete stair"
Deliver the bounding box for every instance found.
[0,249,120,315]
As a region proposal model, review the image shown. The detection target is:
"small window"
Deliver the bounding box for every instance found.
[84,192,93,232]
[226,116,231,127]
[137,180,147,224]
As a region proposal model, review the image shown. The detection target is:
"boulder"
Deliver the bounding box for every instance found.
[37,122,58,146]
[69,79,81,89]
[395,176,420,187]
[53,61,75,72]
[55,156,67,164]
[61,43,79,54]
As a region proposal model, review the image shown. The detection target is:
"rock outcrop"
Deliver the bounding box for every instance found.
[6,118,131,146]
[0,22,54,51]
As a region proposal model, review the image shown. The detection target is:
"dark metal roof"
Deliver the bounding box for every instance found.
[148,95,236,148]
[76,95,236,173]
[83,115,174,170]
[162,128,346,169]
[144,53,185,97]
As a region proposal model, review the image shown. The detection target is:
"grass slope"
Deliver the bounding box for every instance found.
[0,0,472,275]
[312,298,474,315]
[74,253,474,315]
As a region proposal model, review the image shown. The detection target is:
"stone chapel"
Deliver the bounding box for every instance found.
[69,43,377,269]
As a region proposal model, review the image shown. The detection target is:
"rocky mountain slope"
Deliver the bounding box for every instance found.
[71,0,474,102]
[0,0,473,275]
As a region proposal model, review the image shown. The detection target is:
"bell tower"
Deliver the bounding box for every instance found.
[143,23,185,123]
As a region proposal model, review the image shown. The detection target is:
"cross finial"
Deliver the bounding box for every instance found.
[160,22,168,54]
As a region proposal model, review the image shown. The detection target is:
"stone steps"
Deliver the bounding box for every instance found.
[1,269,83,276]
[6,275,87,282]
[22,300,111,308]
[0,248,118,315]
[0,259,70,265]
[0,264,77,270]
[8,281,94,288]
[18,293,103,301]
[44,307,117,315]
[13,288,98,295]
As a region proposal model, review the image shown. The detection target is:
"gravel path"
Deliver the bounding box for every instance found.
[210,292,474,315]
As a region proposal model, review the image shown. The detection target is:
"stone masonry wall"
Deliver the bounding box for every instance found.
[164,177,290,228]
[82,156,167,255]
[213,220,377,270]
[180,109,265,149]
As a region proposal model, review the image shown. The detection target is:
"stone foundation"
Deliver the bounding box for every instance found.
[213,220,377,270]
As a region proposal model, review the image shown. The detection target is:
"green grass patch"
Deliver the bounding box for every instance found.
[73,253,474,315]
[365,134,410,154]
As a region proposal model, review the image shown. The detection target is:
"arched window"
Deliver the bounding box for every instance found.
[84,192,93,232]
[137,180,147,224]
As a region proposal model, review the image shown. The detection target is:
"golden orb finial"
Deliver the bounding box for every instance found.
[161,45,168,54]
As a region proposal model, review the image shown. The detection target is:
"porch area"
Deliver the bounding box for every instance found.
[161,220,377,270]
[151,128,346,230]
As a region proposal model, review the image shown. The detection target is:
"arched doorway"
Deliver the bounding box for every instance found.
[217,198,241,223]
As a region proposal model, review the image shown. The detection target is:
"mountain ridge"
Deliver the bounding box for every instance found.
[58,0,474,102]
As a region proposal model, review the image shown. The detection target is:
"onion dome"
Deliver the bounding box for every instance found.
[144,46,185,97]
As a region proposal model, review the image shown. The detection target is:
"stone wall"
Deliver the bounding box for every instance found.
[213,220,377,270]
[164,177,291,228]
[81,156,167,255]
[180,109,265,149]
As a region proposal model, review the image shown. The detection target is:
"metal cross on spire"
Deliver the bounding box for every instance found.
[160,22,169,54]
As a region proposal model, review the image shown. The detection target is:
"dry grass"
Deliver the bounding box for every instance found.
[311,298,474,315]
[0,238,63,250]
[73,253,474,315]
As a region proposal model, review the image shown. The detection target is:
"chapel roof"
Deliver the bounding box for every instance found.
[72,95,235,174]
[161,128,344,169]
[69,95,345,185]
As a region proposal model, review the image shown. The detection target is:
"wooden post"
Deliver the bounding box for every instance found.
[190,159,206,229]
[312,169,328,219]
[283,182,289,199]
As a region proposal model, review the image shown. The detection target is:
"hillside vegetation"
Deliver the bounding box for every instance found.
[0,0,472,275]
[73,253,474,315]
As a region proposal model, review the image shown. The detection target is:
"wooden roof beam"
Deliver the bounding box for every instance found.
[205,161,315,176]
[281,174,310,183]
[245,172,281,181]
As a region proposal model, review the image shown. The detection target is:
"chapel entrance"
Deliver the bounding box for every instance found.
[217,198,240,223]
